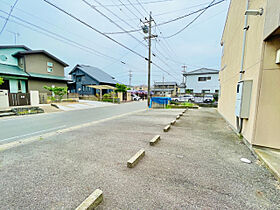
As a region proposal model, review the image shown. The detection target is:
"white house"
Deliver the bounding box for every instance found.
[183,68,220,94]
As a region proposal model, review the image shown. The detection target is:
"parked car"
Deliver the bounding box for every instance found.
[172,95,194,102]
[203,95,214,103]
[132,94,141,101]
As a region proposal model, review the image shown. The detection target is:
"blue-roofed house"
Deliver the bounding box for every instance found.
[68,64,118,96]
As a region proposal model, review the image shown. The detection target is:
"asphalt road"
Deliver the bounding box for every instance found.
[0,101,146,145]
[0,108,279,209]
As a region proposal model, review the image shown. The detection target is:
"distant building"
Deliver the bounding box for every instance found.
[68,64,118,95]
[178,82,186,94]
[133,85,148,91]
[183,68,219,94]
[153,82,178,96]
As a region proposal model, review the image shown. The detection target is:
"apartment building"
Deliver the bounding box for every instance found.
[219,0,280,149]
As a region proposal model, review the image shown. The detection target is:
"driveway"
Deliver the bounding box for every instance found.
[0,108,279,209]
[53,100,116,111]
[0,101,145,145]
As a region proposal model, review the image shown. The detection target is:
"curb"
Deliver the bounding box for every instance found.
[254,149,280,182]
[127,149,145,168]
[76,189,103,210]
[163,125,171,132]
[150,135,160,146]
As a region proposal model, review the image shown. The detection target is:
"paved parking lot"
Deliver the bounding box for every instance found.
[0,108,279,209]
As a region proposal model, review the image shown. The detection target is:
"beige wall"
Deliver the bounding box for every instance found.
[24,54,65,77]
[218,0,266,143]
[219,0,280,149]
[254,37,280,149]
[28,79,67,95]
[263,0,280,39]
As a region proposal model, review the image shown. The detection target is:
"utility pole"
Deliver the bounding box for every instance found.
[143,12,157,107]
[128,70,132,87]
[181,65,187,83]
[147,12,152,107]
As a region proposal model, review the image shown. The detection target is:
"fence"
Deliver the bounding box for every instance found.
[8,93,30,106]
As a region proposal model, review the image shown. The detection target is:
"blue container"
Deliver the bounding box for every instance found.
[149,97,171,108]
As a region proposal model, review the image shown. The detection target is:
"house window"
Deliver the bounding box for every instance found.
[202,89,210,93]
[19,58,23,66]
[207,77,211,80]
[47,62,53,73]
[47,67,53,73]
[47,62,53,67]
[18,80,22,92]
[215,90,219,93]
[198,77,207,81]
[77,77,81,82]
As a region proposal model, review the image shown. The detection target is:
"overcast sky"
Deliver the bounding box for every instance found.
[0,0,230,85]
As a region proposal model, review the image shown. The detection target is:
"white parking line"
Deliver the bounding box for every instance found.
[0,125,67,143]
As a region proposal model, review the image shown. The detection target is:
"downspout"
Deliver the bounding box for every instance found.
[236,0,250,133]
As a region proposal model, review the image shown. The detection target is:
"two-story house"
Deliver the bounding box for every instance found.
[68,64,118,96]
[153,82,178,96]
[183,68,220,94]
[0,45,69,106]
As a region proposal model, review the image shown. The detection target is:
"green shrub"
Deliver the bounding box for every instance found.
[44,86,67,101]
[103,93,111,99]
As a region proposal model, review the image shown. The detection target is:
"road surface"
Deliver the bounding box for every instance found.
[0,101,146,145]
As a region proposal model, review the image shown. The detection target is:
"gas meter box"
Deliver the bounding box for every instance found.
[235,80,253,119]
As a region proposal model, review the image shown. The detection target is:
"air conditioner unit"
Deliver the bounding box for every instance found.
[276,49,280,64]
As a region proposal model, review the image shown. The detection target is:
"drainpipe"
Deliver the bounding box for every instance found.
[236,0,250,133]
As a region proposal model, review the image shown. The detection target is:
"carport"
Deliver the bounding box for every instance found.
[87,85,116,100]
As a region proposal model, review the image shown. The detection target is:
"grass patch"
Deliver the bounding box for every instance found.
[181,102,194,107]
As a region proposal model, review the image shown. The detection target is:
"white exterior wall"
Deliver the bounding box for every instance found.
[186,73,220,93]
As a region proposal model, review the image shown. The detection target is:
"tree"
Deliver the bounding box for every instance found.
[0,77,4,86]
[115,83,127,93]
[44,86,67,101]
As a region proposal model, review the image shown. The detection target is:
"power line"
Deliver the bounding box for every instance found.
[0,14,105,56]
[161,0,216,39]
[83,0,146,49]
[42,0,146,59]
[41,0,178,81]
[117,0,141,20]
[126,0,145,17]
[135,0,149,15]
[0,0,112,51]
[83,0,179,79]
[154,2,211,17]
[105,0,225,34]
[109,2,213,23]
[0,0,19,34]
[0,12,146,76]
[95,0,172,7]
[0,9,117,59]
